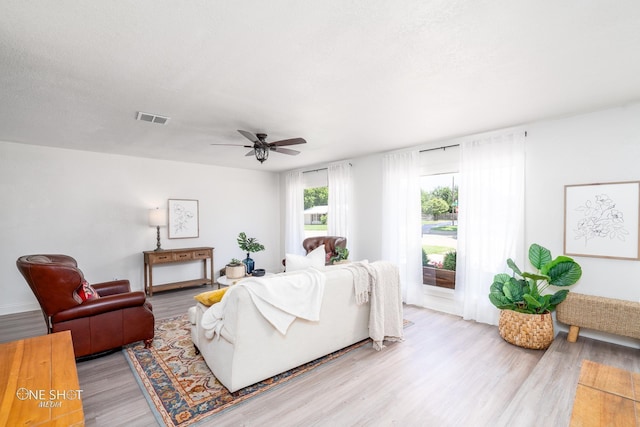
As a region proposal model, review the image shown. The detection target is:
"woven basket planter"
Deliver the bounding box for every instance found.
[498,309,554,350]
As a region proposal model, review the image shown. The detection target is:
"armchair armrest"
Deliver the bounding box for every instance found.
[93,279,131,296]
[52,291,148,323]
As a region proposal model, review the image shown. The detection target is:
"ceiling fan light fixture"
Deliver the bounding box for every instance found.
[210,129,306,163]
[255,146,269,163]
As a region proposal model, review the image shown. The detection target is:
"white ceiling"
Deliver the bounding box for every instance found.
[1,1,640,172]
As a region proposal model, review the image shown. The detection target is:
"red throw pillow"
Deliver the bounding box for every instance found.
[73,280,100,303]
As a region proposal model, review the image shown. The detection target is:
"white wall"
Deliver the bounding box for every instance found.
[351,155,384,263]
[0,141,282,315]
[524,103,640,347]
[525,104,640,301]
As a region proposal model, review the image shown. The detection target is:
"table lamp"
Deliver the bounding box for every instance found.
[148,207,167,251]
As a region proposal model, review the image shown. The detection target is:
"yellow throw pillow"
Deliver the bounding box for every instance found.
[194,288,228,306]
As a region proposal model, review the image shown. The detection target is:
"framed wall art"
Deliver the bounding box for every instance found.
[168,199,199,239]
[564,181,640,260]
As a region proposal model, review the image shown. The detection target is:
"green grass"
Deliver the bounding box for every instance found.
[431,225,458,232]
[422,245,454,255]
[304,224,327,231]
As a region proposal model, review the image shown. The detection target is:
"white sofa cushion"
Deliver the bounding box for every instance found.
[285,244,325,271]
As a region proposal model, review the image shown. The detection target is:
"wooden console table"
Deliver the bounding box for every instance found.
[143,247,214,296]
[0,331,84,426]
[570,360,640,426]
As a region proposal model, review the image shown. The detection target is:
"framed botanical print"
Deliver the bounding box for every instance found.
[564,181,640,260]
[168,199,199,239]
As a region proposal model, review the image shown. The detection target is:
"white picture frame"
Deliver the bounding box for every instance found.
[564,181,640,260]
[168,199,199,239]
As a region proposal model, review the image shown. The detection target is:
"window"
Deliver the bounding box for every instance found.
[420,146,460,289]
[303,169,328,238]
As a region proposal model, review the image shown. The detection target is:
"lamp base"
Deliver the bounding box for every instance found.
[154,226,162,251]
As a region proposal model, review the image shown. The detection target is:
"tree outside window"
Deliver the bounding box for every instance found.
[304,187,328,237]
[421,174,458,288]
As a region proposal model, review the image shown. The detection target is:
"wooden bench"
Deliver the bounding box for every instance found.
[556,292,640,342]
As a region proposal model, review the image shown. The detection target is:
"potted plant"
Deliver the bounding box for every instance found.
[225,258,245,279]
[237,232,265,275]
[489,243,582,349]
[329,246,350,264]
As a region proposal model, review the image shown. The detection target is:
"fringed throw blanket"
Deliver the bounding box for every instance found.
[342,261,404,350]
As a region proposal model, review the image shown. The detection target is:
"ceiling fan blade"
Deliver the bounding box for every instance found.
[210,143,253,148]
[270,137,306,147]
[271,147,300,155]
[245,149,255,157]
[238,129,259,143]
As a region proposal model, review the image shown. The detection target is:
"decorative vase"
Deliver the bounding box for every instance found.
[498,309,554,350]
[243,253,255,275]
[225,264,246,279]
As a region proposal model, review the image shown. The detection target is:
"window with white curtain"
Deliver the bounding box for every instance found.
[302,169,328,238]
[420,146,460,290]
[456,131,526,325]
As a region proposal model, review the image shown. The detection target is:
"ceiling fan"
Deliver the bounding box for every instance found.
[211,130,307,163]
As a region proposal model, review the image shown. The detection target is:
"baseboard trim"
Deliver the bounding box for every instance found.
[0,301,40,316]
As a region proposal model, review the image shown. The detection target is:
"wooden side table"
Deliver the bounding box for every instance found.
[570,360,640,426]
[143,247,214,296]
[0,331,84,426]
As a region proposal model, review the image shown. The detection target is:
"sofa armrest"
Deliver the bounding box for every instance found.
[93,279,131,296]
[52,291,148,323]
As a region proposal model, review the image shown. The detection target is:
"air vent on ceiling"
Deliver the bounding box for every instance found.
[136,111,170,125]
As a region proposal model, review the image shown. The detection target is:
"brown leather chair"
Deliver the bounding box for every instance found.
[16,254,154,358]
[303,236,347,264]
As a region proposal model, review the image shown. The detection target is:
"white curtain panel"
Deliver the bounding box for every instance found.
[285,170,305,255]
[327,162,352,241]
[456,132,526,325]
[382,151,423,305]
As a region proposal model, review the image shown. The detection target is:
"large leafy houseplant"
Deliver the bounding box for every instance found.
[489,243,582,314]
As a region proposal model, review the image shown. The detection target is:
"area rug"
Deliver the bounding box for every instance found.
[123,314,382,427]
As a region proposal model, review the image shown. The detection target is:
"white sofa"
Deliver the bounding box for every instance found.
[188,266,371,392]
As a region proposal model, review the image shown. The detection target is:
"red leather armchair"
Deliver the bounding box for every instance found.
[16,254,154,358]
[303,236,347,264]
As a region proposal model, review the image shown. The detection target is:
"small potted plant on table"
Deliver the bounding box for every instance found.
[488,243,582,349]
[225,258,246,279]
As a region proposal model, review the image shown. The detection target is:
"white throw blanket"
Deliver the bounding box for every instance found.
[341,260,404,350]
[343,261,371,304]
[201,268,326,338]
[367,261,404,350]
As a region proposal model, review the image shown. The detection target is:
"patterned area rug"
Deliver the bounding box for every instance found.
[123,314,373,427]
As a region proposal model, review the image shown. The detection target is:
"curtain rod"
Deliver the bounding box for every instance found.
[302,163,352,174]
[419,144,460,153]
[420,131,528,153]
[303,167,327,174]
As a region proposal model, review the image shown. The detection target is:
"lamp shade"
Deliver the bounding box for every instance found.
[148,208,167,227]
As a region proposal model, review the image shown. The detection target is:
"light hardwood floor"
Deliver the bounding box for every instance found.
[1,286,638,427]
